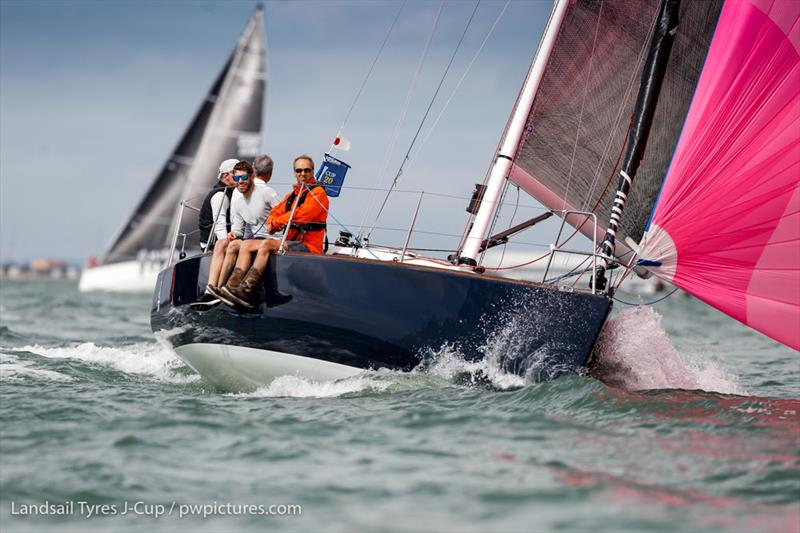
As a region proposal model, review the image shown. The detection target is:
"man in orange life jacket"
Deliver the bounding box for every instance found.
[215,154,328,310]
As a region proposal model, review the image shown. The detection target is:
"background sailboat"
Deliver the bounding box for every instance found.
[79,6,267,292]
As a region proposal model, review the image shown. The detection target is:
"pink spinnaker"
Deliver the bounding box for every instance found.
[642,0,800,350]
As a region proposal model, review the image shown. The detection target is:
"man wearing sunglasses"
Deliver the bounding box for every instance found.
[205,160,280,307]
[191,158,238,309]
[212,155,329,310]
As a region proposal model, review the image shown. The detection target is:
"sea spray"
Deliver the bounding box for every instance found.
[591,306,745,394]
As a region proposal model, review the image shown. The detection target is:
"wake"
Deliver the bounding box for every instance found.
[0,342,197,384]
[1,307,745,397]
[590,306,745,395]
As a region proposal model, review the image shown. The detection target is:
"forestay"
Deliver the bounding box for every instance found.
[507,0,724,254]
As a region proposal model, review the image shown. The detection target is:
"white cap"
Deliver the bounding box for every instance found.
[217,158,239,180]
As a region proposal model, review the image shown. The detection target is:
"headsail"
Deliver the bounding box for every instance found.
[506,0,724,255]
[641,0,800,350]
[103,7,267,264]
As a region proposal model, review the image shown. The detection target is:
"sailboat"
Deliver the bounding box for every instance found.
[151,0,798,392]
[79,7,267,292]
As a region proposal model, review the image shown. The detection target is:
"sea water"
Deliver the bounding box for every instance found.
[0,280,797,532]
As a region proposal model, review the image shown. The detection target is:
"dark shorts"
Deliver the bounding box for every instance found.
[285,241,310,253]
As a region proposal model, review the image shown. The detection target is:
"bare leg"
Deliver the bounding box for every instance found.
[207,239,229,287]
[232,240,263,273]
[252,240,282,273]
[219,240,241,286]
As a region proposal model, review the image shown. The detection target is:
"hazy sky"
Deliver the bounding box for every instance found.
[0,0,569,263]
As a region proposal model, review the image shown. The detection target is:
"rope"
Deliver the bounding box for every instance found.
[479,175,510,266]
[562,0,603,211]
[336,1,406,135]
[406,0,511,167]
[613,286,679,306]
[356,0,445,237]
[366,0,482,238]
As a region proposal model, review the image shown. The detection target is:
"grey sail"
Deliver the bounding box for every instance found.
[506,0,724,256]
[104,7,267,264]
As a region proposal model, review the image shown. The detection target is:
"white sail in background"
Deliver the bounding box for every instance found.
[80,7,267,292]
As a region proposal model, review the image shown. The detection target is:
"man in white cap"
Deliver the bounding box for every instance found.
[191,158,239,309]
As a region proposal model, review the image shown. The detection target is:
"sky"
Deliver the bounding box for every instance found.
[0,0,574,263]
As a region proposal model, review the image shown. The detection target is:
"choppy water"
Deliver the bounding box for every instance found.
[1,280,797,532]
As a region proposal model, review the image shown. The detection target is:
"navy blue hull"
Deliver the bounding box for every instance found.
[151,253,611,381]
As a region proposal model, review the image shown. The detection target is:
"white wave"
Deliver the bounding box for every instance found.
[591,306,746,395]
[0,353,73,382]
[10,342,198,384]
[236,373,394,398]
[419,343,525,390]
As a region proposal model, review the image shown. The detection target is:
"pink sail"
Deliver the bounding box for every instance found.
[642,0,800,350]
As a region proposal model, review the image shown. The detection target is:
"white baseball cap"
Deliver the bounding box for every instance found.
[217,158,239,180]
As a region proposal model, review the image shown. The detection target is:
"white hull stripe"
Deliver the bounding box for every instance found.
[173,343,364,392]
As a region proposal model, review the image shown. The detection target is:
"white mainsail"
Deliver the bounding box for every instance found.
[80,7,267,292]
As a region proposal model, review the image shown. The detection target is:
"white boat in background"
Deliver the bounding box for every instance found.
[78,257,164,293]
[79,6,267,292]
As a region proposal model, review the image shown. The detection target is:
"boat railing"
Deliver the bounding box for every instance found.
[164,186,606,294]
[258,183,557,263]
[167,197,204,268]
[543,210,601,295]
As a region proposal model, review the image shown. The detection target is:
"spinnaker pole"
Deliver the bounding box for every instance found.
[458,0,569,266]
[594,0,680,291]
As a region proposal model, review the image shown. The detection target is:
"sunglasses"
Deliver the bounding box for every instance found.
[294,168,314,174]
[233,174,250,182]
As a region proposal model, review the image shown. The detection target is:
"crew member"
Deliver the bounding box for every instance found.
[253,154,274,184]
[206,159,280,307]
[192,158,238,309]
[214,155,328,310]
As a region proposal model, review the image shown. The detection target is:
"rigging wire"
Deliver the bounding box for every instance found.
[480,174,511,266]
[542,2,657,257]
[366,0,483,239]
[336,1,407,136]
[580,2,660,213]
[356,0,446,238]
[562,0,604,211]
[497,185,520,268]
[405,0,512,167]
[613,286,680,306]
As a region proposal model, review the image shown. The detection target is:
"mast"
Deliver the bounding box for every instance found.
[593,0,680,291]
[458,0,569,265]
